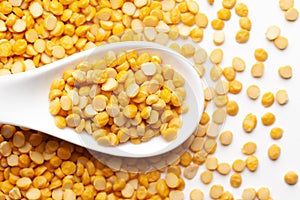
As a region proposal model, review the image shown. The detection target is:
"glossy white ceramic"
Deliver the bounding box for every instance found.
[0,41,204,158]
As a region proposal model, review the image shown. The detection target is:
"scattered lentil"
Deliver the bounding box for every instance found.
[243,113,257,133]
[284,171,298,185]
[236,29,250,43]
[217,162,231,175]
[235,3,248,17]
[226,100,239,116]
[213,31,225,45]
[278,65,293,79]
[279,0,294,11]
[242,142,257,155]
[200,170,213,184]
[242,188,257,200]
[265,25,281,41]
[223,67,236,81]
[251,62,264,78]
[211,19,225,30]
[222,0,237,9]
[232,57,246,72]
[210,48,223,64]
[246,155,259,172]
[261,92,275,107]
[190,189,204,200]
[220,191,234,200]
[268,144,281,160]
[247,85,260,100]
[232,159,246,173]
[183,164,199,180]
[285,7,299,21]
[229,80,243,94]
[254,48,268,62]
[219,131,233,146]
[274,36,288,50]
[209,184,224,199]
[257,187,270,200]
[239,17,252,30]
[261,112,276,126]
[206,156,218,171]
[270,127,284,140]
[230,173,242,188]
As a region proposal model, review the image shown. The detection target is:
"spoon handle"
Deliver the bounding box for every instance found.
[0,72,47,128]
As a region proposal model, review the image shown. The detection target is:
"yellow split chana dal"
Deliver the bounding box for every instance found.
[49,51,188,146]
[274,36,289,50]
[230,173,242,188]
[262,92,275,107]
[261,112,276,126]
[268,144,281,160]
[0,0,296,199]
[270,127,284,140]
[243,113,257,133]
[284,171,298,185]
[219,130,233,146]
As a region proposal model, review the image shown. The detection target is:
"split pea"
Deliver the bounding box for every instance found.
[219,131,233,146]
[268,144,281,160]
[242,142,257,155]
[262,92,275,107]
[270,127,284,140]
[243,113,257,133]
[230,173,242,188]
[200,170,213,184]
[209,184,224,199]
[284,171,298,185]
[247,85,260,100]
[265,25,281,41]
[274,36,288,50]
[261,112,276,126]
[278,65,292,79]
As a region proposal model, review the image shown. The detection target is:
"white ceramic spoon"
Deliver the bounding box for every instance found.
[0,41,204,158]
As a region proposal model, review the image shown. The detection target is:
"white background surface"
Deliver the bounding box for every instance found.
[183,0,300,199]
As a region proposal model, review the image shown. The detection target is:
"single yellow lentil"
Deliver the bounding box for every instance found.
[235,2,248,17]
[261,112,276,126]
[278,65,293,79]
[246,155,259,172]
[251,62,264,78]
[262,92,275,107]
[230,173,242,188]
[232,57,246,72]
[274,36,288,50]
[239,17,252,30]
[209,184,224,199]
[243,113,257,133]
[268,144,281,160]
[265,25,281,41]
[219,131,233,146]
[284,171,298,185]
[270,127,284,140]
[285,7,299,21]
[236,29,250,43]
[242,141,257,155]
[211,19,225,30]
[257,187,270,200]
[217,8,231,21]
[222,0,236,9]
[279,0,294,11]
[232,159,246,173]
[200,170,213,184]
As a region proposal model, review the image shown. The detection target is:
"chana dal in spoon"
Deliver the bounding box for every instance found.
[48,49,189,146]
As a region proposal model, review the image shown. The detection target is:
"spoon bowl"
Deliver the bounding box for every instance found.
[0,41,204,158]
